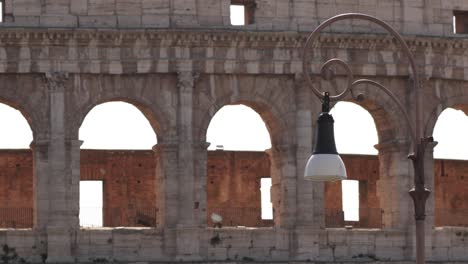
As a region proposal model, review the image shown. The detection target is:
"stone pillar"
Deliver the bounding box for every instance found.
[193,141,210,227]
[268,143,297,229]
[175,71,202,260]
[292,74,321,260]
[375,140,412,230]
[31,140,51,232]
[176,71,197,226]
[42,72,76,263]
[67,139,83,229]
[153,142,179,228]
[153,141,179,259]
[294,74,318,228]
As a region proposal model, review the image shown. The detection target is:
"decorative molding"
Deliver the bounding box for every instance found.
[45,72,69,92]
[0,29,465,51]
[177,71,199,92]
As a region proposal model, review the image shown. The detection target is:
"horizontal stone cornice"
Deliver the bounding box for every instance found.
[0,29,465,51]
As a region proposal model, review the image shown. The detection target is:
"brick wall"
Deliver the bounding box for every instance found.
[80,150,157,227]
[434,159,468,227]
[0,150,33,228]
[325,154,381,228]
[207,150,272,227]
[0,150,466,228]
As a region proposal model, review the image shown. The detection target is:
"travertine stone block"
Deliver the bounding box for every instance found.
[45,0,69,15]
[117,15,142,28]
[142,14,170,28]
[404,6,424,22]
[294,1,317,18]
[142,0,169,14]
[88,0,116,15]
[256,0,275,18]
[173,0,197,15]
[13,0,42,16]
[79,16,117,28]
[116,0,142,15]
[3,16,40,27]
[40,15,77,27]
[70,0,87,15]
[198,16,223,26]
[172,15,199,27]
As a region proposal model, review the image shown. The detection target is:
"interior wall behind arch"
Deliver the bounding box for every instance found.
[433,108,468,227]
[325,102,381,228]
[0,103,34,228]
[206,104,273,227]
[78,102,159,227]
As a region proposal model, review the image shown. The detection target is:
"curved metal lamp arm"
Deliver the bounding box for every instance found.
[351,79,417,144]
[302,13,421,146]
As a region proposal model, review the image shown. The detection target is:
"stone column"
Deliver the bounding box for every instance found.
[66,139,83,229]
[175,71,202,260]
[375,140,412,230]
[193,141,210,227]
[268,143,297,229]
[153,142,179,228]
[31,140,51,232]
[176,71,197,226]
[294,74,318,228]
[153,141,179,258]
[292,74,321,260]
[42,72,76,263]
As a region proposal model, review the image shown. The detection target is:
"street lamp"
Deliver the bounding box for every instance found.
[302,13,432,264]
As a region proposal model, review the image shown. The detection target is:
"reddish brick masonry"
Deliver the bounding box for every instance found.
[206,150,272,227]
[0,150,466,228]
[325,155,381,228]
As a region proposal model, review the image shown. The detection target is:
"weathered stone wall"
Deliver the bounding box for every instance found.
[0,0,465,262]
[2,0,467,36]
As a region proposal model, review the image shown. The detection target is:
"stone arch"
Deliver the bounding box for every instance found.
[0,98,35,139]
[332,78,415,229]
[201,99,290,148]
[74,96,167,143]
[342,79,413,146]
[77,98,161,228]
[426,92,468,228]
[425,94,468,139]
[330,101,378,154]
[0,96,38,229]
[194,75,296,148]
[196,75,296,228]
[198,97,295,150]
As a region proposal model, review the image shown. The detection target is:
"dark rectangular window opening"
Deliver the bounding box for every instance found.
[230,0,255,26]
[453,10,468,34]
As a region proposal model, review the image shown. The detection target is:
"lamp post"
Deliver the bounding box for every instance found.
[302,13,432,264]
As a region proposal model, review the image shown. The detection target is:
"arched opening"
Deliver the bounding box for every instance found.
[206,104,273,227]
[79,102,158,228]
[433,108,468,227]
[324,102,382,228]
[0,103,33,228]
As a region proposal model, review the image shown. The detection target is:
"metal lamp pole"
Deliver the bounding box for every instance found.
[302,13,432,264]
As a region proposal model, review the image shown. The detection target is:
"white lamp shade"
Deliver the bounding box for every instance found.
[304,154,347,181]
